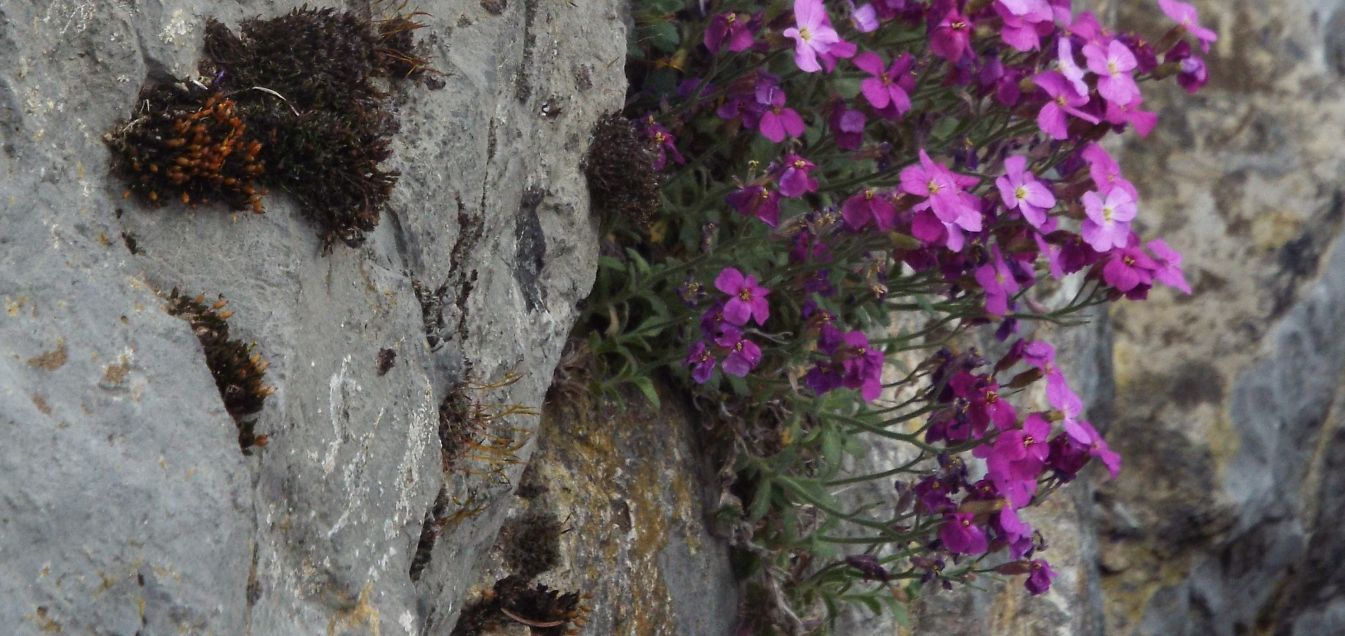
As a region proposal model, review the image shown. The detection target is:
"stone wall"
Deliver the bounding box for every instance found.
[0,0,622,633]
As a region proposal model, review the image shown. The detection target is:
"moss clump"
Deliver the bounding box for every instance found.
[165,290,273,450]
[453,575,588,636]
[585,113,660,229]
[104,82,265,211]
[105,6,431,248]
[501,511,563,580]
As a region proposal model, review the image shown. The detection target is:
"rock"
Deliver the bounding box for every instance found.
[0,0,623,633]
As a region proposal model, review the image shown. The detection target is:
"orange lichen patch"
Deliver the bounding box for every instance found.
[31,394,52,416]
[102,357,131,386]
[26,340,68,371]
[326,582,381,636]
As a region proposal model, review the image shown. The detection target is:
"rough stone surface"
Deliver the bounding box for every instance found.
[467,385,740,635]
[0,0,623,633]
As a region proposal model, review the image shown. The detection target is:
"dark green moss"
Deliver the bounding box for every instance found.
[105,6,432,248]
[585,113,659,229]
[165,290,273,450]
[452,575,587,636]
[502,511,563,580]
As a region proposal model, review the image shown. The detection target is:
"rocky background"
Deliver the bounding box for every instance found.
[3,0,1344,635]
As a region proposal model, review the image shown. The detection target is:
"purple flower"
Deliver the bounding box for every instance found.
[845,554,891,581]
[1034,71,1101,140]
[783,0,843,73]
[775,154,819,198]
[715,326,763,377]
[838,330,884,401]
[841,188,898,231]
[704,12,754,54]
[974,246,1021,317]
[1025,559,1055,595]
[755,84,806,143]
[1046,370,1084,423]
[940,512,988,555]
[914,475,956,513]
[726,184,781,228]
[995,0,1052,51]
[1084,39,1140,106]
[899,149,981,233]
[996,155,1056,229]
[1104,95,1159,137]
[929,9,973,62]
[643,116,685,170]
[1147,239,1192,294]
[1158,0,1218,52]
[998,507,1034,558]
[1102,243,1157,293]
[1167,41,1209,93]
[1056,39,1090,96]
[715,267,770,326]
[829,101,867,150]
[847,1,879,32]
[686,341,717,384]
[1081,188,1137,252]
[853,52,914,114]
[1080,143,1139,200]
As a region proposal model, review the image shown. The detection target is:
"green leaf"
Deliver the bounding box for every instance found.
[598,255,625,271]
[631,376,660,408]
[643,21,681,54]
[748,479,773,522]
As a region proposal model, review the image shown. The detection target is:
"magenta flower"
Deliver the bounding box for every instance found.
[1084,39,1140,106]
[1158,0,1218,52]
[686,341,717,384]
[1057,39,1090,96]
[715,267,770,326]
[783,0,843,73]
[929,9,973,62]
[847,0,879,32]
[1167,41,1209,93]
[704,12,755,54]
[1080,143,1139,200]
[1081,188,1137,252]
[829,101,867,150]
[1103,243,1157,292]
[775,154,819,198]
[1046,370,1084,423]
[1147,239,1192,294]
[643,117,685,170]
[1034,71,1100,140]
[974,246,1021,317]
[940,512,988,555]
[841,188,898,231]
[996,155,1056,229]
[1104,95,1159,137]
[899,149,981,232]
[726,184,781,228]
[998,507,1033,558]
[755,84,805,143]
[715,326,763,377]
[1025,559,1055,595]
[837,330,884,401]
[995,0,1052,51]
[853,52,914,113]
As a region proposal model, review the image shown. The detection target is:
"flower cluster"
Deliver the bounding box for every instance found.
[605,0,1213,627]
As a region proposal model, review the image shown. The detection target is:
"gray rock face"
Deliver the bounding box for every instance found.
[0,0,622,633]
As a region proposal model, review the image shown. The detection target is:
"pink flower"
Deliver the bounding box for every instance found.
[841,187,898,231]
[726,184,781,227]
[1158,0,1218,52]
[774,154,818,198]
[1025,560,1055,595]
[704,12,755,54]
[783,0,843,73]
[853,52,914,114]
[899,149,981,233]
[1080,143,1138,200]
[929,9,974,62]
[995,0,1053,51]
[715,326,763,377]
[1104,95,1159,137]
[940,512,988,555]
[828,101,867,150]
[715,267,771,326]
[686,341,717,384]
[1056,39,1090,96]
[1102,243,1157,292]
[996,155,1056,229]
[1080,188,1137,252]
[1033,71,1100,140]
[1083,39,1140,106]
[755,84,806,143]
[847,1,879,32]
[1147,239,1192,294]
[643,116,685,170]
[974,246,1021,317]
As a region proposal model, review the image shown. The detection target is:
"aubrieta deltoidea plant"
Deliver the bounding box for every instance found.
[586,0,1211,631]
[106,6,432,248]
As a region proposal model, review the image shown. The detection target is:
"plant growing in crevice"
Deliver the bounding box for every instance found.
[165,289,273,451]
[105,5,433,247]
[583,0,1215,630]
[438,372,538,475]
[453,575,589,636]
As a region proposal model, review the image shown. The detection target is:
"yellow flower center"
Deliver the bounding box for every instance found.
[1102,205,1114,222]
[1014,185,1028,201]
[799,26,812,42]
[738,289,753,301]
[927,180,942,195]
